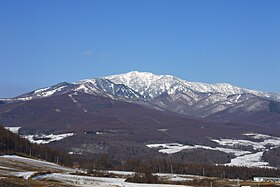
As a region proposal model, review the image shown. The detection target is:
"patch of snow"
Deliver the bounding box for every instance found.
[15,97,33,101]
[13,171,35,179]
[0,165,16,171]
[55,108,61,112]
[169,176,193,182]
[75,84,92,94]
[0,155,75,172]
[146,143,249,156]
[225,152,271,168]
[243,133,273,140]
[39,86,67,97]
[212,133,280,167]
[213,133,280,151]
[23,133,74,144]
[212,139,264,150]
[34,173,125,186]
[34,173,191,187]
[4,127,21,134]
[147,143,194,154]
[34,87,50,93]
[147,133,280,168]
[0,155,57,166]
[107,170,135,176]
[68,93,78,103]
[123,182,190,187]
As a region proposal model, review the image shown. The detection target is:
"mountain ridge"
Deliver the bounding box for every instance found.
[106,71,280,100]
[1,71,280,123]
[3,71,279,101]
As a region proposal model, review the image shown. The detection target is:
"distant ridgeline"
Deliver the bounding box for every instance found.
[0,125,72,166]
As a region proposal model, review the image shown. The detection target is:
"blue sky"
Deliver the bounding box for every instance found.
[0,0,280,98]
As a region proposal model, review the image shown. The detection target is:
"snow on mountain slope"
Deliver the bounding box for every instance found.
[107,71,280,100]
[2,71,279,119]
[13,82,75,101]
[106,71,163,96]
[4,71,279,103]
[106,71,280,117]
[8,78,144,102]
[76,78,144,100]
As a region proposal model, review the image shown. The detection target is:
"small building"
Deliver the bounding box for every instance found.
[254,177,280,183]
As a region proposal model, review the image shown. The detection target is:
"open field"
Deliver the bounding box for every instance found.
[1,155,280,186]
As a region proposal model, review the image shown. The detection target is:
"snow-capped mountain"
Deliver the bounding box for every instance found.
[107,71,280,101]
[4,78,144,102]
[106,71,280,117]
[2,71,280,122]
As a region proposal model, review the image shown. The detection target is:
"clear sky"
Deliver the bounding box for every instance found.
[1,0,280,98]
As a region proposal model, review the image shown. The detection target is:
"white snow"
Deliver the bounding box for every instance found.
[37,86,67,97]
[213,133,280,151]
[14,97,33,101]
[106,71,163,96]
[0,155,75,173]
[123,182,190,187]
[147,143,194,154]
[107,170,135,176]
[12,171,35,179]
[22,133,74,144]
[34,173,191,187]
[225,152,271,168]
[1,155,58,167]
[213,133,280,167]
[8,71,280,109]
[147,133,280,168]
[68,93,78,103]
[243,133,274,140]
[106,71,280,101]
[0,165,16,171]
[75,84,93,94]
[146,143,250,156]
[212,139,264,150]
[4,127,21,134]
[34,87,50,93]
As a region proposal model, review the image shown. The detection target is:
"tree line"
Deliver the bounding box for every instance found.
[0,125,72,166]
[76,153,280,180]
[1,124,280,180]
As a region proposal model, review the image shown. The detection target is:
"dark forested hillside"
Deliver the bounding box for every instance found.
[0,125,72,166]
[263,147,280,167]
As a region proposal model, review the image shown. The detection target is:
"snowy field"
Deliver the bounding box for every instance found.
[146,143,250,156]
[34,173,192,187]
[4,126,74,144]
[147,133,280,168]
[4,127,21,134]
[0,155,76,179]
[225,152,271,168]
[0,155,193,187]
[23,133,74,144]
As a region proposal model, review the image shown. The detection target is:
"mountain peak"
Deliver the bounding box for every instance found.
[107,71,280,101]
[1,70,280,121]
[106,71,164,95]
[3,71,280,104]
